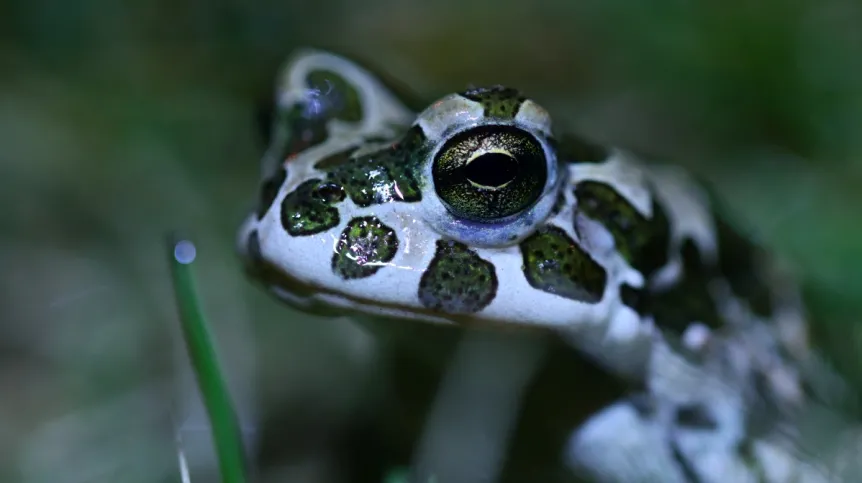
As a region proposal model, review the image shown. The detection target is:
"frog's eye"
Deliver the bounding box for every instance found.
[433,125,548,222]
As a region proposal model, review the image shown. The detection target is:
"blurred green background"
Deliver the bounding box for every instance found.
[2,0,862,481]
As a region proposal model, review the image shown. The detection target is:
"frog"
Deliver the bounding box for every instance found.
[237,48,835,482]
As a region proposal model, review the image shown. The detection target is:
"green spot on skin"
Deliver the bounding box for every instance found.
[649,239,724,332]
[259,103,329,179]
[324,126,425,206]
[280,104,330,158]
[332,216,399,279]
[620,283,647,315]
[575,181,671,277]
[306,69,363,122]
[418,240,498,313]
[549,191,567,217]
[314,145,359,170]
[520,225,607,303]
[280,179,345,236]
[553,133,610,164]
[460,86,526,119]
[715,216,774,317]
[256,166,287,218]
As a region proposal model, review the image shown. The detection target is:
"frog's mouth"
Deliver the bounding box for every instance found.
[238,217,338,316]
[241,251,478,327]
[237,215,465,325]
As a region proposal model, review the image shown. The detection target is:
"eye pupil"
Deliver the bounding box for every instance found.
[464,153,519,189]
[433,125,548,222]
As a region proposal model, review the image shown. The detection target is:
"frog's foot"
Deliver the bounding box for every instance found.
[564,393,834,483]
[565,396,693,483]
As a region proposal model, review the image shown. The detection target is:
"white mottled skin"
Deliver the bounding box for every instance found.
[570,150,655,217]
[279,49,413,137]
[645,164,718,263]
[238,49,837,482]
[566,400,694,483]
[241,51,649,348]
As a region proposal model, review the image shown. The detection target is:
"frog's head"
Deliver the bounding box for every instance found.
[239,49,628,330]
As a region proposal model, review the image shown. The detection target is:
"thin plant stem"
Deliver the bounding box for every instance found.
[168,236,248,483]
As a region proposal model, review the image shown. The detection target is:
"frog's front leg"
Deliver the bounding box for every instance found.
[410,327,548,483]
[565,396,695,483]
[565,393,837,483]
[565,336,833,483]
[566,387,768,483]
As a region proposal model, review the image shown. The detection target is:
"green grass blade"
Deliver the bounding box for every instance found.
[168,236,249,483]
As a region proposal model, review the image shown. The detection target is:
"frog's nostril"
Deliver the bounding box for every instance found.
[464,152,519,189]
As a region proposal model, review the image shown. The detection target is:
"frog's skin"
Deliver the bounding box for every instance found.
[238,49,831,482]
